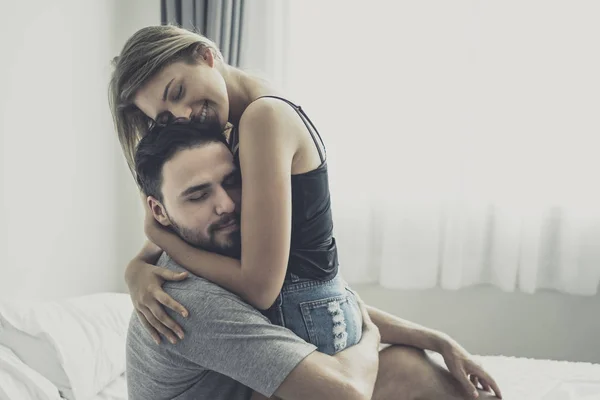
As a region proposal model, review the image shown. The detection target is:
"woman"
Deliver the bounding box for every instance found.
[110,24,362,356]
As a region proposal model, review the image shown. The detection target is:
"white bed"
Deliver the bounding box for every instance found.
[79,356,600,400]
[2,349,600,400]
[0,294,133,400]
[1,292,599,400]
[93,373,127,400]
[433,353,600,399]
[482,356,600,399]
[92,355,600,400]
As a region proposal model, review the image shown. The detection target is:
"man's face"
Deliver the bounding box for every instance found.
[149,142,242,258]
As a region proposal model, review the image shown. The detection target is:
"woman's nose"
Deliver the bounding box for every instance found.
[171,104,193,120]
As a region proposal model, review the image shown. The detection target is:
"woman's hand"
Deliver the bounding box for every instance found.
[125,258,189,345]
[440,339,502,399]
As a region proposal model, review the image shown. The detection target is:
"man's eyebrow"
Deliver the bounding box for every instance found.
[224,170,237,180]
[162,78,175,102]
[180,183,211,198]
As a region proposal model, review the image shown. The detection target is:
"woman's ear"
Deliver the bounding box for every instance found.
[147,196,171,227]
[193,45,215,67]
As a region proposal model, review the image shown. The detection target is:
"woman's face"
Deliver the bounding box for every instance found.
[134,50,229,129]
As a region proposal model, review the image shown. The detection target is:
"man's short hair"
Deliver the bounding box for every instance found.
[134,119,229,202]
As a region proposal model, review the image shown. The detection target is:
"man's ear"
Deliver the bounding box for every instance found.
[147,196,172,227]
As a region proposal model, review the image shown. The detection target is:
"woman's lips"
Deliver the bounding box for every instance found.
[194,100,209,123]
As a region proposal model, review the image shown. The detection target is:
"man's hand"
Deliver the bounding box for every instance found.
[440,339,502,399]
[356,294,381,346]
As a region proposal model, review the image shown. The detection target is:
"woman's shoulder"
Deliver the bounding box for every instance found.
[238,96,305,143]
[241,95,297,122]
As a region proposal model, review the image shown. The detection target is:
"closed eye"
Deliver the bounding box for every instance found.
[173,85,183,101]
[189,192,208,202]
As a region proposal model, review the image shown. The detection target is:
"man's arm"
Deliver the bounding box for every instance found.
[367,305,448,352]
[366,305,504,398]
[169,286,380,400]
[272,300,380,400]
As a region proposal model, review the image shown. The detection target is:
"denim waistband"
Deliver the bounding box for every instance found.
[281,272,345,294]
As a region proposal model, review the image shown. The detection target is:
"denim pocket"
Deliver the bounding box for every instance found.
[300,292,363,355]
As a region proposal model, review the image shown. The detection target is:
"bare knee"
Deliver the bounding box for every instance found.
[379,345,431,379]
[373,345,468,400]
[373,346,430,400]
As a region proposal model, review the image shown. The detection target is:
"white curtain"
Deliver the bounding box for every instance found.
[247,0,600,295]
[239,0,291,89]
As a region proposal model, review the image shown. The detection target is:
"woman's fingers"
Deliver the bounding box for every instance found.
[146,300,183,342]
[152,292,186,340]
[155,268,189,282]
[142,304,179,344]
[136,310,161,345]
[155,290,189,318]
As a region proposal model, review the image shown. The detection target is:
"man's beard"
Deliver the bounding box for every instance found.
[167,212,241,259]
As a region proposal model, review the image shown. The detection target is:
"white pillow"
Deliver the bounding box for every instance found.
[0,293,133,400]
[0,344,62,400]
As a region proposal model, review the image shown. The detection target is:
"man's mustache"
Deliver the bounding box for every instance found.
[210,214,238,232]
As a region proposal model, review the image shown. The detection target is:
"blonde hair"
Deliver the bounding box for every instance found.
[108,25,223,175]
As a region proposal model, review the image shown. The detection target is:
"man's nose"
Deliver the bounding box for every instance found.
[215,186,235,215]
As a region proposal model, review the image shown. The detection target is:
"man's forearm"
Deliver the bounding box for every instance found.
[367,305,449,353]
[332,323,380,399]
[273,324,380,400]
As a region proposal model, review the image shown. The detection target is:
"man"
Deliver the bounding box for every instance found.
[126,121,502,400]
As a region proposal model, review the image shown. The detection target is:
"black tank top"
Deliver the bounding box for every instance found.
[229,96,339,281]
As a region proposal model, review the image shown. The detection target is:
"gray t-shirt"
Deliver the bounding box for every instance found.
[126,254,316,400]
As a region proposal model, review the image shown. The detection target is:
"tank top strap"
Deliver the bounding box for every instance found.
[228,124,239,155]
[253,95,326,163]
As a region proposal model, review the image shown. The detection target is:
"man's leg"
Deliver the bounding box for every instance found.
[253,345,495,400]
[373,346,496,400]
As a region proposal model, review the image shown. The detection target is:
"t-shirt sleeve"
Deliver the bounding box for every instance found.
[170,288,317,397]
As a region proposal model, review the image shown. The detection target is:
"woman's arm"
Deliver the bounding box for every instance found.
[124,240,163,285]
[125,238,190,344]
[149,99,299,310]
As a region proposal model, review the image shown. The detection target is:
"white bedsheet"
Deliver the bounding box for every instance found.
[93,373,127,400]
[90,355,600,400]
[432,353,600,399]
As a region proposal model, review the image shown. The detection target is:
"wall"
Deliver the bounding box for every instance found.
[239,0,291,90]
[356,283,600,363]
[111,1,162,293]
[0,0,159,300]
